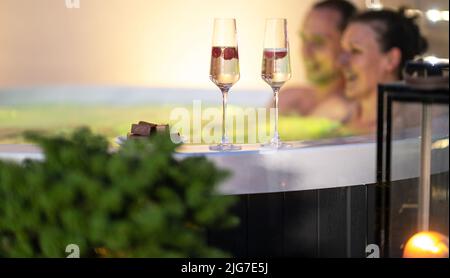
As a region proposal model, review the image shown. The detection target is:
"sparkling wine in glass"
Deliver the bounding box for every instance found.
[261,18,291,149]
[209,18,241,151]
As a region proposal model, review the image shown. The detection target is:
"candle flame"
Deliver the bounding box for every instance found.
[403,231,449,258]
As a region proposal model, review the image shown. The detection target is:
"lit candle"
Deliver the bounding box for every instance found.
[403,231,449,258]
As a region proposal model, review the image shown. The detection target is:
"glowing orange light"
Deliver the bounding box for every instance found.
[403,231,449,258]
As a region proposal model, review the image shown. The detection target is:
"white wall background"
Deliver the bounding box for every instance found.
[0,0,315,90]
[0,0,447,91]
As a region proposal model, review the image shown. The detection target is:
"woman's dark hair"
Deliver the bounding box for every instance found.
[350,8,428,78]
[313,0,357,31]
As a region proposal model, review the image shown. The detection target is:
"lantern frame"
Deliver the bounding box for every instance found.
[376,82,449,258]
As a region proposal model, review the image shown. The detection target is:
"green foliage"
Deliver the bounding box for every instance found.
[0,127,238,258]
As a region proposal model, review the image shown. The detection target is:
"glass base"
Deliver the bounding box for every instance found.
[260,141,291,150]
[209,143,242,152]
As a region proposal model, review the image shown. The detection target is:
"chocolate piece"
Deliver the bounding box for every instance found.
[155,124,169,133]
[131,123,152,136]
[127,133,146,139]
[127,122,172,140]
[138,121,157,127]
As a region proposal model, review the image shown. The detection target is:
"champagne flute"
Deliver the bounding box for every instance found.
[261,18,291,149]
[209,18,241,151]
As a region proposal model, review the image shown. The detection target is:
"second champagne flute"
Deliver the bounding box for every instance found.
[261,18,291,149]
[209,18,241,151]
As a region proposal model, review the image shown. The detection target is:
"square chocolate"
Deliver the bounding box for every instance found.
[131,123,152,136]
[155,124,169,133]
[127,132,146,139]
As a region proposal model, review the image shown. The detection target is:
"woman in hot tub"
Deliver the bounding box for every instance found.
[339,9,429,134]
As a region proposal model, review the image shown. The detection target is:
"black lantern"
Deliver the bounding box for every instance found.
[376,58,449,258]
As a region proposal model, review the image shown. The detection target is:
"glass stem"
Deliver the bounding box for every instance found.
[221,89,229,145]
[272,88,280,143]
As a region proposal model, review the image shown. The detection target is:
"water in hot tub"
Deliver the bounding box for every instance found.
[0,86,347,145]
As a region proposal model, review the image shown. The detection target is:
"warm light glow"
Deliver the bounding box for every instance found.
[423,55,449,65]
[432,138,449,150]
[403,231,449,258]
[426,9,449,23]
[404,9,423,19]
[442,10,450,22]
[365,0,383,10]
[427,9,442,22]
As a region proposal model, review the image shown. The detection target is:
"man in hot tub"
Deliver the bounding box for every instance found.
[279,0,357,124]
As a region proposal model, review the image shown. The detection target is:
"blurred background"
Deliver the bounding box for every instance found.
[0,0,448,143]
